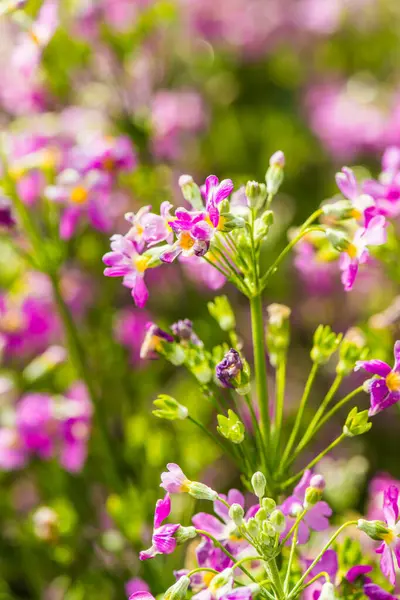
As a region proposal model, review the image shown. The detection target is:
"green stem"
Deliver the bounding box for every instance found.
[284,524,299,594]
[281,363,319,469]
[187,567,218,578]
[250,294,270,447]
[292,375,343,460]
[288,521,357,599]
[266,558,284,600]
[299,571,330,592]
[261,227,325,289]
[299,209,324,232]
[315,386,365,434]
[281,433,346,490]
[272,358,286,463]
[187,415,231,456]
[281,509,307,546]
[244,392,266,471]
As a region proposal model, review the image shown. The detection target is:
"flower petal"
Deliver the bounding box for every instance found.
[355,360,391,377]
[192,513,225,538]
[154,493,171,529]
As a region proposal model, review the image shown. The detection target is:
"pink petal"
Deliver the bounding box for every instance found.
[132,276,149,308]
[192,513,225,538]
[154,493,171,529]
[355,360,391,377]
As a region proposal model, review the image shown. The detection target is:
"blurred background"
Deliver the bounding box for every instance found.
[1,0,400,597]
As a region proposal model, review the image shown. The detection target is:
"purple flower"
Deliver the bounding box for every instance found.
[280,470,332,544]
[46,169,113,239]
[176,537,231,593]
[129,593,154,600]
[16,393,57,459]
[161,208,212,263]
[192,489,257,551]
[335,167,375,220]
[82,135,137,174]
[140,323,174,360]
[0,427,28,471]
[339,215,387,291]
[363,147,400,218]
[302,550,338,600]
[355,341,400,416]
[216,349,243,388]
[203,175,234,229]
[161,463,191,493]
[125,579,150,600]
[125,202,174,251]
[375,486,400,584]
[103,235,152,308]
[139,493,181,560]
[58,382,92,473]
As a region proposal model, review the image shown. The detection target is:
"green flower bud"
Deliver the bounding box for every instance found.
[246,517,259,538]
[179,175,204,210]
[255,508,268,522]
[343,407,372,437]
[322,200,354,220]
[266,151,285,195]
[357,519,390,541]
[269,509,286,533]
[174,526,197,545]
[164,576,190,600]
[336,328,369,376]
[319,582,336,600]
[209,569,233,595]
[311,325,343,365]
[260,531,274,546]
[262,497,276,514]
[265,303,291,367]
[326,228,351,253]
[217,410,245,444]
[251,471,266,499]
[229,503,244,527]
[304,487,323,508]
[152,395,188,421]
[246,180,268,211]
[254,210,274,242]
[187,482,218,502]
[162,343,186,366]
[262,521,276,537]
[208,296,236,331]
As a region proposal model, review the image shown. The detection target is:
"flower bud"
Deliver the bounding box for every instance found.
[251,471,266,499]
[171,319,202,346]
[209,569,233,595]
[208,296,236,331]
[187,482,218,501]
[153,395,188,421]
[336,328,368,376]
[357,519,390,541]
[265,303,291,367]
[254,210,274,242]
[246,517,259,538]
[217,410,245,444]
[326,228,351,253]
[164,576,190,600]
[266,151,285,195]
[269,509,286,533]
[216,349,244,389]
[174,526,197,545]
[311,325,342,365]
[262,497,276,514]
[229,503,244,527]
[343,407,372,437]
[255,508,268,522]
[179,175,204,210]
[319,582,336,600]
[304,481,324,508]
[310,474,325,490]
[246,180,267,211]
[322,200,354,220]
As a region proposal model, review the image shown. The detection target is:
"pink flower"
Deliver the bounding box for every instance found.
[339,215,387,291]
[82,135,137,175]
[203,175,234,229]
[125,202,174,251]
[375,486,400,584]
[160,463,190,493]
[125,579,150,600]
[0,428,28,470]
[161,208,212,263]
[58,382,92,473]
[16,393,57,459]
[139,493,181,560]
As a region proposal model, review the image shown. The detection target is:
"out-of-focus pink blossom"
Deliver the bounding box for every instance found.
[114,308,151,364]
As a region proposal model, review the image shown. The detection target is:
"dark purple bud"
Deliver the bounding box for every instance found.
[171,319,202,346]
[216,349,243,388]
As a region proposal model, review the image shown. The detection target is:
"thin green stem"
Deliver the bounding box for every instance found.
[250,294,270,447]
[232,556,265,570]
[203,254,231,279]
[266,557,284,600]
[315,386,365,434]
[288,521,357,599]
[292,374,343,460]
[187,567,218,578]
[299,209,324,232]
[261,226,325,289]
[281,509,307,546]
[299,572,330,592]
[281,363,319,469]
[281,433,346,490]
[188,415,231,456]
[284,524,299,594]
[272,358,286,463]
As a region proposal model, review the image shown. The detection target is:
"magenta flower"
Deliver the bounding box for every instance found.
[58,382,92,473]
[129,594,154,600]
[302,550,338,600]
[161,207,211,263]
[355,341,400,416]
[161,463,191,493]
[0,428,28,471]
[175,537,231,592]
[46,169,113,239]
[82,135,137,174]
[103,235,152,307]
[339,215,387,291]
[375,486,400,584]
[363,147,400,218]
[335,167,375,220]
[114,308,150,365]
[125,579,150,600]
[125,201,174,251]
[139,493,181,560]
[280,470,332,544]
[16,393,57,459]
[192,489,257,550]
[203,175,234,229]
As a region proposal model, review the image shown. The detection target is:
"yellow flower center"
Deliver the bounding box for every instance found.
[179,232,195,251]
[386,371,400,392]
[70,186,88,205]
[351,208,361,220]
[133,255,150,273]
[347,243,358,259]
[136,223,144,236]
[179,479,191,493]
[29,30,40,45]
[383,530,396,545]
[103,157,115,172]
[203,572,215,587]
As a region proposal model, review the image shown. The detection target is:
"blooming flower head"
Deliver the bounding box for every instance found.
[16,393,57,459]
[82,135,137,174]
[338,215,387,291]
[103,235,153,308]
[0,427,28,471]
[363,146,400,218]
[46,168,113,239]
[161,208,212,263]
[161,463,191,493]
[335,167,375,222]
[125,201,174,252]
[203,175,234,230]
[375,486,400,584]
[280,470,332,544]
[57,382,92,473]
[355,341,400,416]
[139,493,181,560]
